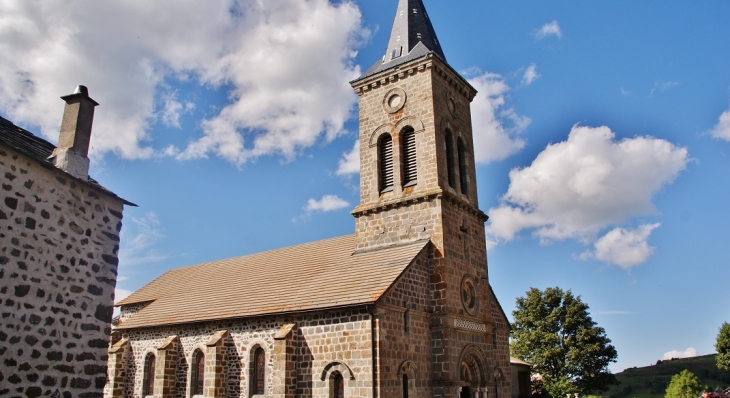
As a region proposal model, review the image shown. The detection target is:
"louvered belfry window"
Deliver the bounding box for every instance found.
[458,138,468,195]
[379,134,394,193]
[401,127,417,187]
[445,130,455,188]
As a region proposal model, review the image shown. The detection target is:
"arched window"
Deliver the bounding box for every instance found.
[379,134,394,193]
[457,138,468,195]
[445,130,455,188]
[330,371,345,398]
[252,347,266,396]
[192,350,204,396]
[402,374,409,398]
[142,353,155,396]
[401,127,417,187]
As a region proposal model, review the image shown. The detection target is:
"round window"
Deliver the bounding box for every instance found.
[383,88,407,113]
[448,97,456,114]
[461,276,478,315]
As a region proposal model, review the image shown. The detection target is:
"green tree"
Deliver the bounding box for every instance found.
[511,287,619,398]
[664,369,702,398]
[716,322,730,372]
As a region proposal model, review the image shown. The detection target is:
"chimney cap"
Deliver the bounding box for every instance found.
[61,85,99,106]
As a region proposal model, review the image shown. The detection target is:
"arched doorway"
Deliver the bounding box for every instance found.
[460,360,475,398]
[458,345,488,398]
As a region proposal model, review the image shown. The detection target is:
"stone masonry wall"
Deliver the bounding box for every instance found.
[488,288,512,398]
[353,197,443,251]
[0,145,125,397]
[376,245,434,398]
[111,307,375,398]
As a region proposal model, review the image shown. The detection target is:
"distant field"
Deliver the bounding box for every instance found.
[605,354,729,398]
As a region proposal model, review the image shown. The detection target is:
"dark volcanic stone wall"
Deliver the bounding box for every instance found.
[0,145,125,397]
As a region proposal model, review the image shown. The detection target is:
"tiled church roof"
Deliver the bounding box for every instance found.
[116,235,429,329]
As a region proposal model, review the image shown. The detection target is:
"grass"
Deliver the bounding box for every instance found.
[605,355,730,398]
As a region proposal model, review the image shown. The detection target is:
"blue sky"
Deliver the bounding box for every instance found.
[1,0,729,372]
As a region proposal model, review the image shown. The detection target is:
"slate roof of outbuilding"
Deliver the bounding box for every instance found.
[115,235,430,329]
[0,115,57,164]
[0,115,135,206]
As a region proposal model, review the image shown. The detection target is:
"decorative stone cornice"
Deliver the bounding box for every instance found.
[351,55,476,101]
[442,190,489,222]
[432,61,478,101]
[351,188,442,217]
[351,57,433,95]
[430,313,490,335]
[352,187,488,223]
[454,318,487,333]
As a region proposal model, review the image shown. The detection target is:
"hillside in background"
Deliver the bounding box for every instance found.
[606,355,730,398]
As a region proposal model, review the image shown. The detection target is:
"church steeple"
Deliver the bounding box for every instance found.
[385,0,445,61]
[351,0,484,253]
[359,0,447,80]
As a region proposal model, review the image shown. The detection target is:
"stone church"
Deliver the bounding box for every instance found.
[108,1,512,397]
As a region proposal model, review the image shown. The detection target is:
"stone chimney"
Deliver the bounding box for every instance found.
[51,85,99,179]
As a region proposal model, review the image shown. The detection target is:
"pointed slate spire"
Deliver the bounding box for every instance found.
[384,0,445,62]
[356,0,446,81]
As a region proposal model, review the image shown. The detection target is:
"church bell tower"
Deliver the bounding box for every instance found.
[351,1,510,397]
[350,0,487,260]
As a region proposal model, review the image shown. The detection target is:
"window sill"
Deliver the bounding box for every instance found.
[402,180,417,188]
[380,186,394,194]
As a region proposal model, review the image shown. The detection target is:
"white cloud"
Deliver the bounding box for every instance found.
[114,288,134,305]
[304,195,350,212]
[118,212,168,267]
[650,80,682,97]
[710,108,730,141]
[159,91,188,128]
[336,140,360,175]
[581,223,661,268]
[662,347,697,360]
[485,125,689,266]
[112,287,134,318]
[535,21,562,39]
[522,64,540,85]
[468,71,530,164]
[0,0,366,164]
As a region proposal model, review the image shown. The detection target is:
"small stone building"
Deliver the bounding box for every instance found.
[0,87,134,397]
[109,1,512,397]
[509,358,531,398]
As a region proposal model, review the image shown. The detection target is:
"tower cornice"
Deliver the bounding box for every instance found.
[351,54,477,102]
[351,188,488,223]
